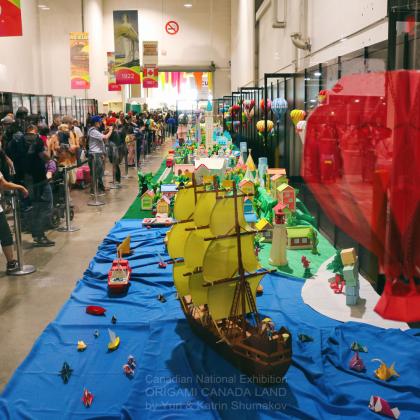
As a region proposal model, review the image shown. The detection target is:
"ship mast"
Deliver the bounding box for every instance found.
[227,184,260,339]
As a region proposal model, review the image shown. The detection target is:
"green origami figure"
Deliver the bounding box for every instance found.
[351,342,368,353]
[298,334,314,343]
[59,362,73,384]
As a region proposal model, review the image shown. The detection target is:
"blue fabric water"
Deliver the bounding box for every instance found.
[1,220,419,419]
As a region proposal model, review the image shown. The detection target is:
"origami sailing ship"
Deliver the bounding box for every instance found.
[167,179,292,379]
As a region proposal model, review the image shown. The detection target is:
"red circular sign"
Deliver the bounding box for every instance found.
[165,20,179,35]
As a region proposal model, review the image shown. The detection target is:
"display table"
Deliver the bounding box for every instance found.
[1,219,419,419]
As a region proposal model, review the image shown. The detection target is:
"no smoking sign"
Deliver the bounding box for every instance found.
[165,20,179,35]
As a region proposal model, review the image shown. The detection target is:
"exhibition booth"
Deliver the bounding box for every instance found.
[0,0,419,419]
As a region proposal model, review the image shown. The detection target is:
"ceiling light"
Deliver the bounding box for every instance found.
[40,7,50,10]
[38,4,47,7]
[184,3,193,7]
[314,71,321,77]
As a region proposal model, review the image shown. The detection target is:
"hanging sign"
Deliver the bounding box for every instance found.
[142,41,158,88]
[143,67,158,89]
[0,0,23,37]
[165,20,179,35]
[107,52,121,91]
[113,10,141,84]
[70,32,90,89]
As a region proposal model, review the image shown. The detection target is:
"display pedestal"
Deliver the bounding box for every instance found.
[269,224,287,266]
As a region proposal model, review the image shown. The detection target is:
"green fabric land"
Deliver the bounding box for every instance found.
[258,229,336,278]
[122,159,169,220]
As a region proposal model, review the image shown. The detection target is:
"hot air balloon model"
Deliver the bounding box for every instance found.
[318,89,328,104]
[231,104,241,117]
[256,120,274,139]
[296,120,307,144]
[260,98,271,112]
[271,98,288,129]
[290,109,306,126]
[243,99,255,123]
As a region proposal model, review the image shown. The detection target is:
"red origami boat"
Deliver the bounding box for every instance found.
[108,259,132,294]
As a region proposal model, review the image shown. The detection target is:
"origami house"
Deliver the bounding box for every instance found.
[286,226,313,249]
[255,218,273,242]
[194,158,227,183]
[140,190,155,211]
[156,196,171,216]
[243,197,257,225]
[239,179,255,196]
[160,184,178,199]
[277,183,296,212]
[173,163,194,178]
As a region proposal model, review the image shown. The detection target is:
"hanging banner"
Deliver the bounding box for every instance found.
[142,41,158,88]
[70,32,90,89]
[0,0,22,37]
[107,52,121,91]
[143,67,158,89]
[113,10,140,84]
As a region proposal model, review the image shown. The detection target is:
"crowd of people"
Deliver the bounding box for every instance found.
[0,106,178,274]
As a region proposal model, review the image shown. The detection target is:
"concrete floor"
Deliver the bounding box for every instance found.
[0,142,172,390]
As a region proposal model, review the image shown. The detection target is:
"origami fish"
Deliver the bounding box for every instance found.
[372,359,399,381]
[349,351,365,372]
[86,305,106,316]
[351,341,368,353]
[82,388,94,408]
[59,362,73,384]
[369,395,400,419]
[298,334,314,343]
[123,364,134,377]
[77,341,87,351]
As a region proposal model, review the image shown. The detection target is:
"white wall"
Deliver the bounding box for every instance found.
[0,0,42,94]
[230,0,255,90]
[38,0,83,99]
[1,0,231,110]
[232,0,389,87]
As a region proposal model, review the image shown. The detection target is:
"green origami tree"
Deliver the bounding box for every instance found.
[308,228,319,255]
[327,250,344,276]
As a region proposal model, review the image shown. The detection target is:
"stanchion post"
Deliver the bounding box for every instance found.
[88,154,105,206]
[58,166,80,232]
[10,192,36,276]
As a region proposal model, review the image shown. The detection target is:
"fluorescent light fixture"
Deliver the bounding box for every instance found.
[314,71,322,77]
[304,77,311,81]
[310,99,316,103]
[184,3,193,7]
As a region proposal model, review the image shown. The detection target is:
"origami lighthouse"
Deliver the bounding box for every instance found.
[205,100,214,150]
[269,203,288,266]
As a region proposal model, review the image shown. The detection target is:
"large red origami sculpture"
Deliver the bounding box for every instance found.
[302,71,420,322]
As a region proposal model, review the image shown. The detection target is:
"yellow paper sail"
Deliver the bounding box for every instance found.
[117,235,131,257]
[184,229,211,269]
[173,187,196,221]
[209,196,248,236]
[193,191,217,227]
[202,235,260,282]
[173,261,191,297]
[207,275,263,320]
[167,221,194,259]
[189,272,208,305]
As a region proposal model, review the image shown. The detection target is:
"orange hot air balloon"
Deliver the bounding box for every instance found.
[256,119,274,133]
[290,109,306,126]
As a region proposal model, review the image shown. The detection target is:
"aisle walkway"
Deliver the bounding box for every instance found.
[0,142,172,390]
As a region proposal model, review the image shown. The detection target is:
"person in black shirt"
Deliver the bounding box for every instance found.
[24,125,55,247]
